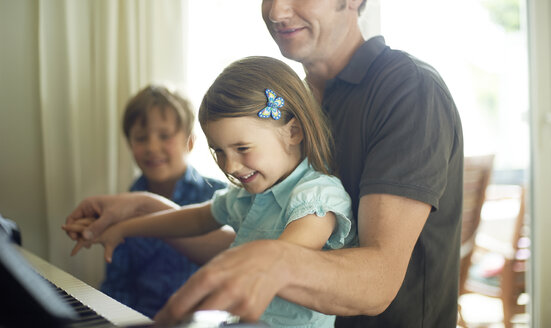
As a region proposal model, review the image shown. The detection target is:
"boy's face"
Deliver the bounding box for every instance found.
[128,107,191,184]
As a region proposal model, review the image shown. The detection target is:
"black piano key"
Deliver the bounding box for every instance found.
[41,278,115,327]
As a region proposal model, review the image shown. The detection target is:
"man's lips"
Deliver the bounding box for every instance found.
[274,26,305,38]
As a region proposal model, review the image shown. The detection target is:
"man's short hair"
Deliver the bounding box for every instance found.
[358,0,367,15]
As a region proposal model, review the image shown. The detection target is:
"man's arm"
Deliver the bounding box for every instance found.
[153,193,430,324]
[278,193,431,315]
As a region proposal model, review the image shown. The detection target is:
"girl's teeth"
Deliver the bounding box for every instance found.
[242,172,255,179]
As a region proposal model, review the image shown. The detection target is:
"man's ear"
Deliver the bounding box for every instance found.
[285,118,303,146]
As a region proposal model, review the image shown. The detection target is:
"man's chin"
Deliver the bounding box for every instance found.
[276,47,306,63]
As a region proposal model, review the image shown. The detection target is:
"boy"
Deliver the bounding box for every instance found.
[100,85,227,318]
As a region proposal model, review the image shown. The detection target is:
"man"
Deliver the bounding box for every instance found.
[66,1,463,326]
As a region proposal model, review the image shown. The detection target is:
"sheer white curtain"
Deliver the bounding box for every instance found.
[38,0,187,286]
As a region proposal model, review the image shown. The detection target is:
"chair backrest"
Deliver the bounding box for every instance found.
[459,154,494,294]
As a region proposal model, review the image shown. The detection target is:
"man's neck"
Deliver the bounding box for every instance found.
[304,31,364,102]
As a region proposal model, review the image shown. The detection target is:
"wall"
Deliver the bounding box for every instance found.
[0,0,48,258]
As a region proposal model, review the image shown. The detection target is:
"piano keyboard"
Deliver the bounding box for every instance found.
[49,281,113,328]
[16,246,153,327]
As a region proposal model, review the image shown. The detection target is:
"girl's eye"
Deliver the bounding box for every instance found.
[237,147,249,152]
[210,148,223,156]
[159,133,172,140]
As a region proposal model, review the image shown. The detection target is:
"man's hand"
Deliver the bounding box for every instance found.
[63,192,178,242]
[154,240,292,326]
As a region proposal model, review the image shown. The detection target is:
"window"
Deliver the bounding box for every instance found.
[184,0,530,185]
[183,1,302,180]
[381,0,529,184]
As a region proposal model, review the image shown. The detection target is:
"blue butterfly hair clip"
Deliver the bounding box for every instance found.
[258,89,284,120]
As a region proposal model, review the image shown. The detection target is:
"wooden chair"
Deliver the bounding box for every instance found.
[457,154,494,327]
[461,184,528,328]
[459,155,495,295]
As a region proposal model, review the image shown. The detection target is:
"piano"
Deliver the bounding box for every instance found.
[18,246,154,327]
[0,231,153,328]
[0,233,266,328]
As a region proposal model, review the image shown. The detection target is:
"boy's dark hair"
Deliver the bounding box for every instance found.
[122,85,194,139]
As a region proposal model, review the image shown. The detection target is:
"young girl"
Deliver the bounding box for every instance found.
[66,56,355,328]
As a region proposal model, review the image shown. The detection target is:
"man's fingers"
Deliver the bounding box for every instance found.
[154,272,219,326]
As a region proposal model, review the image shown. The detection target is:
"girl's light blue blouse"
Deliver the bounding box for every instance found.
[211,159,356,328]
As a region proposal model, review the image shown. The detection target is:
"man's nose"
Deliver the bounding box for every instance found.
[268,0,293,23]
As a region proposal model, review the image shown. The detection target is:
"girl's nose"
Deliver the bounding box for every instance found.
[221,157,242,176]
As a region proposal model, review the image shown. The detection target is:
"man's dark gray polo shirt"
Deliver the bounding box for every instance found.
[326,36,464,328]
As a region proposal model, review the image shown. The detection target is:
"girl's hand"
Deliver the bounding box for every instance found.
[96,225,126,263]
[62,218,125,262]
[64,192,179,242]
[61,217,96,255]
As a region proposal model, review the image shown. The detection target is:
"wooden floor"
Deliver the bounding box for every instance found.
[458,293,529,328]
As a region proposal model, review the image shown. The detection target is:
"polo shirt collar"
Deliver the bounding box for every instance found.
[133,165,199,200]
[172,165,199,199]
[332,35,388,85]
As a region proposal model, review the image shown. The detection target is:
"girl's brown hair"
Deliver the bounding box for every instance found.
[198,56,335,175]
[123,85,194,139]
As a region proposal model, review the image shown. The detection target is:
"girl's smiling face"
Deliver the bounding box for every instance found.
[203,116,303,194]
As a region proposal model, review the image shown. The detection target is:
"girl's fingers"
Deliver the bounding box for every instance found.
[70,239,86,256]
[104,244,115,263]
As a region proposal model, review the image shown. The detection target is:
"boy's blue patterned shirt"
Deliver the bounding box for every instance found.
[100,165,226,318]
